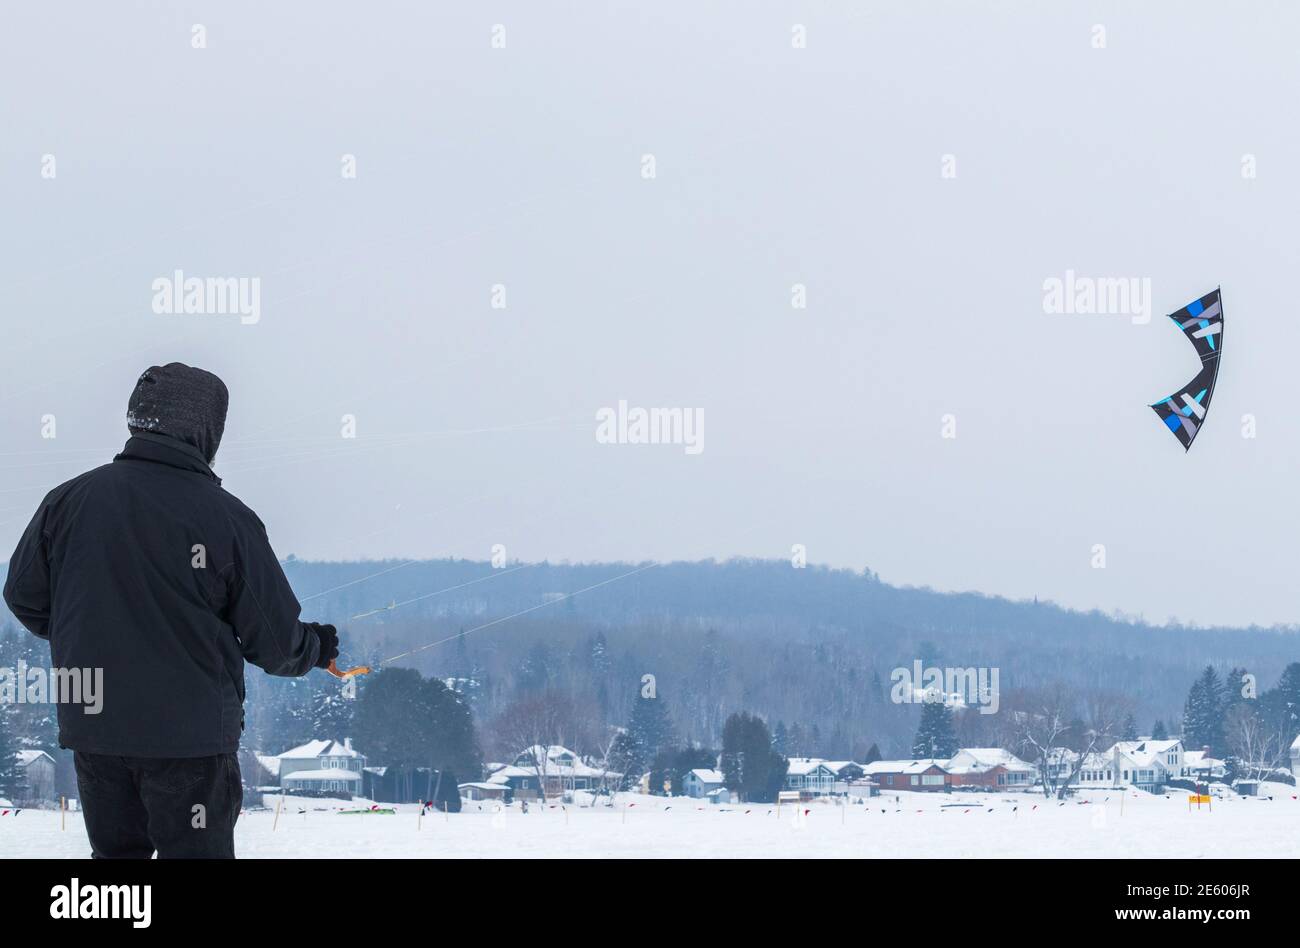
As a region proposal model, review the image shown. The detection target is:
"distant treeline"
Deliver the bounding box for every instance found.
[3,557,1297,764]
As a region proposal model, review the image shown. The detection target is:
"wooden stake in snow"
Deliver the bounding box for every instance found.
[273,798,282,832]
[60,796,66,831]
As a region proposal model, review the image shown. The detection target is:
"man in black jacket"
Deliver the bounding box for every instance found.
[2,363,339,858]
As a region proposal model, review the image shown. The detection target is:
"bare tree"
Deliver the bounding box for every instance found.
[590,726,631,807]
[1224,703,1287,783]
[490,692,599,803]
[1014,685,1126,799]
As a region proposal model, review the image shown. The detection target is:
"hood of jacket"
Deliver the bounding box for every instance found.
[126,362,229,464]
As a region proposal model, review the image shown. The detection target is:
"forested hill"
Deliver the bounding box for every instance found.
[291,557,1297,755]
[3,557,1296,758]
[278,555,1296,669]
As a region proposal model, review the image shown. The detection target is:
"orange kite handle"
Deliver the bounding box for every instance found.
[326,660,372,680]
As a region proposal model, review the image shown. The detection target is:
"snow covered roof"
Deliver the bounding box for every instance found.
[278,739,361,760]
[823,761,861,774]
[514,744,578,763]
[785,758,836,777]
[1291,734,1300,752]
[255,755,281,777]
[1112,740,1181,767]
[1183,751,1225,768]
[861,759,947,775]
[281,769,362,782]
[14,750,54,766]
[946,748,1034,773]
[687,768,724,784]
[458,782,504,791]
[488,765,533,783]
[508,746,611,778]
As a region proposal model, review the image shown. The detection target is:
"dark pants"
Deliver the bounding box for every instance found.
[74,751,242,859]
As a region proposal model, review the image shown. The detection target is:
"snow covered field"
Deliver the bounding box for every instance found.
[4,786,1297,859]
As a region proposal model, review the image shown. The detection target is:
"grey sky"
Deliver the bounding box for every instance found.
[2,2,1297,627]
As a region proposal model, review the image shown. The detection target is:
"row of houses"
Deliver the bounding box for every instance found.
[244,733,1300,806]
[681,738,1278,803]
[868,740,1239,795]
[251,740,622,804]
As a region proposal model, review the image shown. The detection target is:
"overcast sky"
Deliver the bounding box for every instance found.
[2,2,1297,627]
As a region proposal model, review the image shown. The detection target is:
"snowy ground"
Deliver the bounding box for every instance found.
[4,785,1298,858]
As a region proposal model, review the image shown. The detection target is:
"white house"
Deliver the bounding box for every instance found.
[1290,734,1300,780]
[278,739,366,795]
[1039,748,1080,788]
[784,758,840,796]
[486,745,618,799]
[1183,750,1227,781]
[1073,752,1116,788]
[682,768,725,799]
[1111,739,1183,791]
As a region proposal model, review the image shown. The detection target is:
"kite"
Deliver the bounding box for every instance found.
[1150,287,1223,450]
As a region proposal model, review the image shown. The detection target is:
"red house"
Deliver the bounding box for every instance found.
[944,748,1035,789]
[861,759,950,792]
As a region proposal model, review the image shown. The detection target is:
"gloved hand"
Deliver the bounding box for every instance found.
[307,622,340,669]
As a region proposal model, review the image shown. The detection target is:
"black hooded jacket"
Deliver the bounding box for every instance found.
[3,371,320,757]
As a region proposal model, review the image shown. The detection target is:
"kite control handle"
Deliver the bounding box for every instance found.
[326,660,372,680]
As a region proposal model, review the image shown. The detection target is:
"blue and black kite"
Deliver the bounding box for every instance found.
[1151,288,1223,451]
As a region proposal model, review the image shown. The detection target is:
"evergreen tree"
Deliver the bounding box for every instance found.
[720,712,786,803]
[912,700,957,758]
[862,743,882,765]
[310,683,355,739]
[352,669,482,791]
[434,770,462,813]
[607,731,641,789]
[452,629,471,680]
[517,642,553,693]
[0,707,20,801]
[1182,666,1225,753]
[587,631,611,677]
[787,723,807,757]
[1152,719,1169,741]
[1120,713,1139,742]
[1254,662,1300,760]
[625,693,674,773]
[772,721,789,756]
[647,747,676,797]
[1223,666,1250,712]
[1263,663,1300,738]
